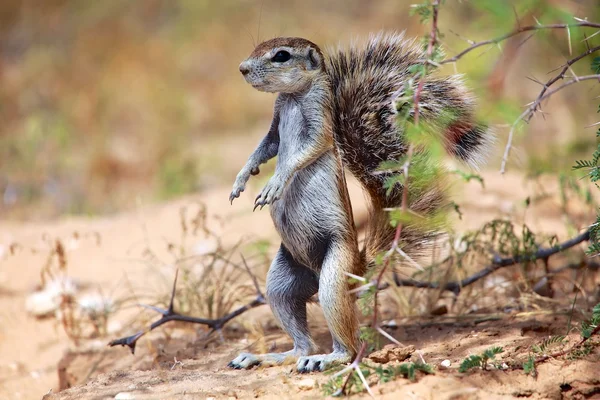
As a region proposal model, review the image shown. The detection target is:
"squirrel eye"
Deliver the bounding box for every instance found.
[271,50,291,63]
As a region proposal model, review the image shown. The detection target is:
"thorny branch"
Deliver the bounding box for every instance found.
[389,229,591,295]
[108,268,266,354]
[501,73,600,173]
[439,16,600,174]
[441,22,600,65]
[496,38,600,173]
[525,45,600,123]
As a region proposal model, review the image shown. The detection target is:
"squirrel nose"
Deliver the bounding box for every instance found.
[239,62,250,76]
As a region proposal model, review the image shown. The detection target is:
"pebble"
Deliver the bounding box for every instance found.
[382,319,398,328]
[368,344,415,363]
[114,393,136,400]
[440,359,451,368]
[296,378,316,390]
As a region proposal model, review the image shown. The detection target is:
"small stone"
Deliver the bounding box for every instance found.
[25,276,78,317]
[193,239,218,256]
[430,304,448,316]
[367,344,415,364]
[440,359,451,368]
[296,378,316,391]
[114,393,136,400]
[382,319,398,328]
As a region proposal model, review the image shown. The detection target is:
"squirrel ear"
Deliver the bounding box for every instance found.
[307,48,321,70]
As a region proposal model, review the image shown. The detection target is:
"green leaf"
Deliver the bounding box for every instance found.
[482,346,504,360]
[523,355,536,376]
[409,2,433,23]
[532,335,565,354]
[459,355,482,373]
[452,170,485,188]
[592,56,600,74]
[459,347,503,372]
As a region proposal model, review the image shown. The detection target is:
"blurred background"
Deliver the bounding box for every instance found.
[1,0,599,220]
[1,2,600,398]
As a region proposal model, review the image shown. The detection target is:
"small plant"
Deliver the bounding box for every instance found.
[522,335,565,377]
[522,355,536,377]
[571,57,600,256]
[322,365,372,397]
[375,362,434,382]
[322,361,434,396]
[459,346,504,373]
[522,303,600,375]
[581,303,600,339]
[531,335,566,354]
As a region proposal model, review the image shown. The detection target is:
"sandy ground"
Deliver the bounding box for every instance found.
[1,171,599,400]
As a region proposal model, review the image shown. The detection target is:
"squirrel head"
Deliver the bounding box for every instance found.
[239,37,325,93]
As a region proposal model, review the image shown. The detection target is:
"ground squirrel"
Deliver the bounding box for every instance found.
[229,32,493,373]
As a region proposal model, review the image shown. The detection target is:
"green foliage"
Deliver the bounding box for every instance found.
[409,1,435,23]
[375,362,434,382]
[592,57,600,74]
[453,220,553,267]
[572,61,600,255]
[322,365,372,396]
[321,361,434,396]
[452,169,485,188]
[459,346,504,372]
[522,355,536,376]
[359,326,379,353]
[531,335,565,354]
[572,154,600,183]
[580,302,600,339]
[567,341,597,360]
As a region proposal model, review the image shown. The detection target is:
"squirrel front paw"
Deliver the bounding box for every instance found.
[230,166,261,204]
[254,175,286,210]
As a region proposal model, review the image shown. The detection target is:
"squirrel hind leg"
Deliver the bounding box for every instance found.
[229,245,319,369]
[296,240,361,373]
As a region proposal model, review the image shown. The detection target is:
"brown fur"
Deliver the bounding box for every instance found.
[250,37,324,59]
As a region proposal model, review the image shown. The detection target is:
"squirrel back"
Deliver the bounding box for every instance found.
[325,32,494,262]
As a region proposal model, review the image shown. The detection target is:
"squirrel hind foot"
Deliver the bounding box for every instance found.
[228,351,300,369]
[296,352,352,373]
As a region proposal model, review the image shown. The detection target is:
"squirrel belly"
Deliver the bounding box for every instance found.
[270,151,358,272]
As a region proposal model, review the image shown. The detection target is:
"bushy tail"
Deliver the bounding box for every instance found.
[326,32,494,265]
[362,180,449,267]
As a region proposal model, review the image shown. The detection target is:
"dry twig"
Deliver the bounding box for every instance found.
[441,22,600,65]
[389,229,591,295]
[108,267,266,353]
